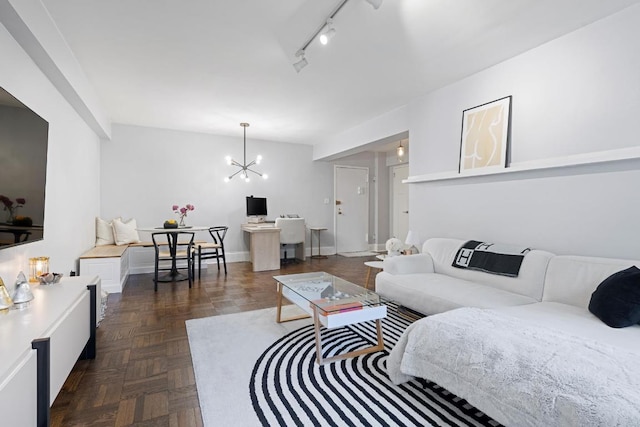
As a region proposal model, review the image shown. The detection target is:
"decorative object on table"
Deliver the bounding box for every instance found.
[0,194,25,223]
[163,219,178,229]
[385,237,403,257]
[223,122,268,182]
[404,230,422,254]
[11,215,33,226]
[12,271,33,309]
[173,204,195,227]
[29,256,49,282]
[459,96,511,173]
[38,272,63,285]
[0,276,13,310]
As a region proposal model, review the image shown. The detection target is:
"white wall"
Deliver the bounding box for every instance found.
[101,124,335,260]
[313,4,640,260]
[0,21,101,287]
[408,5,640,259]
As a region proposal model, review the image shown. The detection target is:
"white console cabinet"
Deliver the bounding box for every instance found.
[0,275,99,427]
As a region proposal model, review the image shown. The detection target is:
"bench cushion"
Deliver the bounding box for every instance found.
[79,244,127,259]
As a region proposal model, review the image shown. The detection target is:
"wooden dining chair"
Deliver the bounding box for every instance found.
[151,231,195,291]
[193,226,228,277]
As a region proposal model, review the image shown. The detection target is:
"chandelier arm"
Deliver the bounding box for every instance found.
[230,159,243,168]
[246,167,263,177]
[228,169,245,179]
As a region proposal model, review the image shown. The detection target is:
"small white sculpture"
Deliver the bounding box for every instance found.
[386,237,403,257]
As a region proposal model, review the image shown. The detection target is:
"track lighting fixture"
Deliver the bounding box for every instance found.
[292,0,382,72]
[364,0,383,9]
[224,123,268,183]
[293,53,308,73]
[319,19,336,45]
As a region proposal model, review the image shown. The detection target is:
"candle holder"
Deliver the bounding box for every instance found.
[29,256,50,283]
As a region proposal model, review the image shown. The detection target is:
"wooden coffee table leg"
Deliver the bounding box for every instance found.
[276,281,311,323]
[313,306,324,365]
[313,316,385,366]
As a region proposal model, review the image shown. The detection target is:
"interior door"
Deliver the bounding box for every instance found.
[335,166,369,253]
[391,164,409,241]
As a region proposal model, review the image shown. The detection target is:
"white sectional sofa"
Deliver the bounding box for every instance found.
[376,237,555,315]
[379,238,640,426]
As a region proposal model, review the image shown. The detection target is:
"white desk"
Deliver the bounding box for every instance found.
[241,223,281,271]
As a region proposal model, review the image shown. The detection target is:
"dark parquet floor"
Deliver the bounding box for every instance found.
[51,254,381,426]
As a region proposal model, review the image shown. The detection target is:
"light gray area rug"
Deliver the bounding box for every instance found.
[186,305,500,427]
[338,251,378,257]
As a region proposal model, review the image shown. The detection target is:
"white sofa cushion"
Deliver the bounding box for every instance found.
[423,238,554,301]
[542,255,639,308]
[496,301,640,353]
[382,253,434,275]
[375,272,537,315]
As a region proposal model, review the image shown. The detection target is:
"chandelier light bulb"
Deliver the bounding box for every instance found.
[397,144,405,157]
[225,156,232,165]
[262,174,268,180]
[256,155,263,165]
[224,176,230,183]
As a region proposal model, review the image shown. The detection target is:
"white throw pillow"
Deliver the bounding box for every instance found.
[112,218,140,245]
[95,216,120,246]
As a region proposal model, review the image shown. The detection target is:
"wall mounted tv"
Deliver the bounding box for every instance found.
[246,196,267,217]
[0,87,48,248]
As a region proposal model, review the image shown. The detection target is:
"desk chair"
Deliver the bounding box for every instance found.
[151,231,195,291]
[193,226,228,277]
[275,217,305,264]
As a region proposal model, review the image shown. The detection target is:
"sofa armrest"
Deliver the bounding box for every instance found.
[383,253,435,275]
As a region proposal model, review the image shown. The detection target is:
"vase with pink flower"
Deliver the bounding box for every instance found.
[173,203,195,227]
[0,195,26,224]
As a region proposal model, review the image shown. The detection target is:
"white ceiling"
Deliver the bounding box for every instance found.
[40,0,638,144]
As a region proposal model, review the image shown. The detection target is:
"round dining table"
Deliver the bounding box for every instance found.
[137,225,211,282]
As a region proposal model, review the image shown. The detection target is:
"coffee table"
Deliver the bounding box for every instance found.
[274,272,387,365]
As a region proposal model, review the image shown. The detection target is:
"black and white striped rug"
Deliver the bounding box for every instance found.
[249,305,501,427]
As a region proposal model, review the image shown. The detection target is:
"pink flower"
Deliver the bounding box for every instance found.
[173,203,195,224]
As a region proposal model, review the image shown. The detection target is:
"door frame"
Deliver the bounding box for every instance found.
[390,163,409,240]
[333,165,370,254]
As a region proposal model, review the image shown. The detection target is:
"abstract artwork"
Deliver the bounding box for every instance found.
[459,96,511,172]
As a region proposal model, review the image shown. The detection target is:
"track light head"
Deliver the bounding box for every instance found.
[319,19,336,45]
[293,53,308,73]
[364,0,383,9]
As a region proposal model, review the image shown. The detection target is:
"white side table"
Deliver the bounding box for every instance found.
[364,260,384,290]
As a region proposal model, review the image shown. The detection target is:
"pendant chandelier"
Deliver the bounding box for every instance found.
[224,122,268,183]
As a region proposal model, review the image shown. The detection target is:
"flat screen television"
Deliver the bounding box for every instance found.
[0,87,48,248]
[246,196,267,217]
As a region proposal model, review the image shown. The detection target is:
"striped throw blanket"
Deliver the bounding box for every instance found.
[452,240,530,277]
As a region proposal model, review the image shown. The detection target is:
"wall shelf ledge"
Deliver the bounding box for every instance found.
[405,146,640,184]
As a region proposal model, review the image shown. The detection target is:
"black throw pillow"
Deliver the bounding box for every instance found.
[588,266,640,328]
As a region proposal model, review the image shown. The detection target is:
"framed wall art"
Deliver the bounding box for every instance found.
[459,96,512,173]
